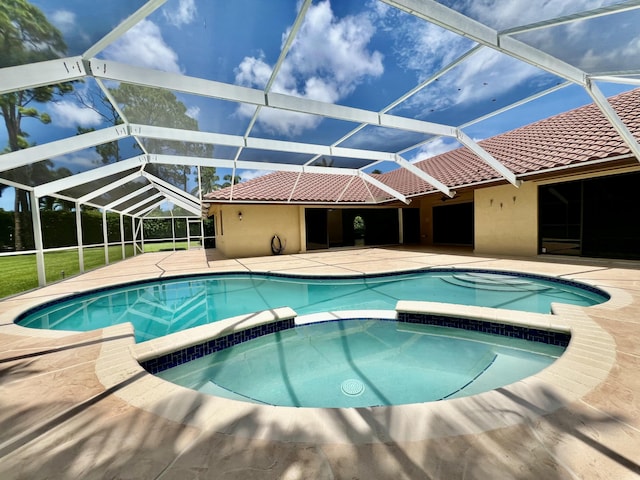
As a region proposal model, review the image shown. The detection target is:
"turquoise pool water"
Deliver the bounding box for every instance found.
[17,269,608,342]
[157,319,565,407]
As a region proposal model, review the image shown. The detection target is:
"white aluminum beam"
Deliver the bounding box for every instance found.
[146,186,202,216]
[0,177,33,192]
[586,80,640,162]
[131,124,244,148]
[83,0,168,58]
[105,183,155,210]
[382,0,587,85]
[91,60,462,138]
[266,92,379,124]
[0,56,86,95]
[455,131,521,186]
[318,45,484,168]
[237,0,313,162]
[141,171,201,205]
[90,59,265,105]
[149,154,365,175]
[393,155,453,197]
[30,191,46,287]
[123,192,163,214]
[358,172,408,204]
[136,125,396,163]
[265,0,312,93]
[382,45,484,114]
[501,1,640,35]
[33,155,147,197]
[77,171,142,203]
[588,75,640,87]
[134,199,166,217]
[379,114,456,137]
[0,125,130,173]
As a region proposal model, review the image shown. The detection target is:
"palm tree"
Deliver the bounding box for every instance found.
[191,167,220,196]
[221,173,241,188]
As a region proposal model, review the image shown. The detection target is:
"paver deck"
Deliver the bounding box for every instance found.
[1,247,639,479]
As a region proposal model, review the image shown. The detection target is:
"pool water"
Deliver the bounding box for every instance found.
[157,319,565,407]
[17,269,608,342]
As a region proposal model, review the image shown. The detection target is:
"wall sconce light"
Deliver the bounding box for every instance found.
[238,211,243,221]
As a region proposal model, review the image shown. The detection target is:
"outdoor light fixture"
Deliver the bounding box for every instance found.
[238,211,243,221]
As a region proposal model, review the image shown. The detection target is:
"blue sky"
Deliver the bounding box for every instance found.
[1,0,638,211]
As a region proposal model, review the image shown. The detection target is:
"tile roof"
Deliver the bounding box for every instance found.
[205,171,390,203]
[204,88,640,204]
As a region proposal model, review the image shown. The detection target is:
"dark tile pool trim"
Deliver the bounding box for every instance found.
[397,312,570,347]
[140,314,571,375]
[141,318,296,374]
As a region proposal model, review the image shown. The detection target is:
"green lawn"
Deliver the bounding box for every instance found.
[143,240,197,252]
[0,244,135,299]
[0,242,197,299]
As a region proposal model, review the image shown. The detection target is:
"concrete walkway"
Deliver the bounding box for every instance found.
[1,247,639,479]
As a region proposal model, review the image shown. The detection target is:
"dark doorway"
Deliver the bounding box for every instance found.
[305,209,328,250]
[402,208,421,244]
[539,171,640,260]
[305,208,400,249]
[432,202,474,245]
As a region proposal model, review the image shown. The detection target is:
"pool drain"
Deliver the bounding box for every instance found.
[341,379,365,396]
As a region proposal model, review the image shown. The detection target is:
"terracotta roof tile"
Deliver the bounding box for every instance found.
[204,88,640,204]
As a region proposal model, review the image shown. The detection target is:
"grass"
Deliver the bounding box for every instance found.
[0,244,136,299]
[0,242,199,299]
[143,240,198,252]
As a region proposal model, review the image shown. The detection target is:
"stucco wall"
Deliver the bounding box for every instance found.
[207,204,303,258]
[474,182,538,256]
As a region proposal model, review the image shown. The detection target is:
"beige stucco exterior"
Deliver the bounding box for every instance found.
[474,182,538,256]
[207,204,304,258]
[205,165,638,260]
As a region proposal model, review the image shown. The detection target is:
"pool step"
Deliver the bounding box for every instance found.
[441,273,553,292]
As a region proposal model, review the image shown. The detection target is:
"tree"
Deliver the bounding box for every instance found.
[221,173,241,188]
[191,166,220,196]
[314,156,334,167]
[0,0,72,250]
[109,84,213,191]
[75,89,123,165]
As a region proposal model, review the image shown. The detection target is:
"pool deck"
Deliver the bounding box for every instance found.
[1,246,639,479]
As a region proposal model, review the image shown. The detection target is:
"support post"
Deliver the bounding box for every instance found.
[76,202,84,273]
[398,208,404,245]
[102,209,109,265]
[30,191,46,287]
[120,213,125,259]
[171,216,176,251]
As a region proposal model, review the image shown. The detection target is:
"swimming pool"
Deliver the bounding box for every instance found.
[155,318,567,407]
[16,268,608,342]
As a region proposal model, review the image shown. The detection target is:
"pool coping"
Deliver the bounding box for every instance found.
[94,299,616,444]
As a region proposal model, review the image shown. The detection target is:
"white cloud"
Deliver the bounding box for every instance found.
[48,101,103,128]
[466,0,612,30]
[103,20,181,73]
[53,151,103,172]
[163,0,197,28]
[237,169,270,182]
[186,105,200,120]
[398,47,545,117]
[234,0,383,136]
[404,138,458,163]
[464,0,639,72]
[50,10,76,34]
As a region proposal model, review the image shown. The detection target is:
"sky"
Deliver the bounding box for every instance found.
[1,0,638,211]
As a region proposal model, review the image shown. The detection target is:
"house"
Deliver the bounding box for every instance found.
[203,88,640,260]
